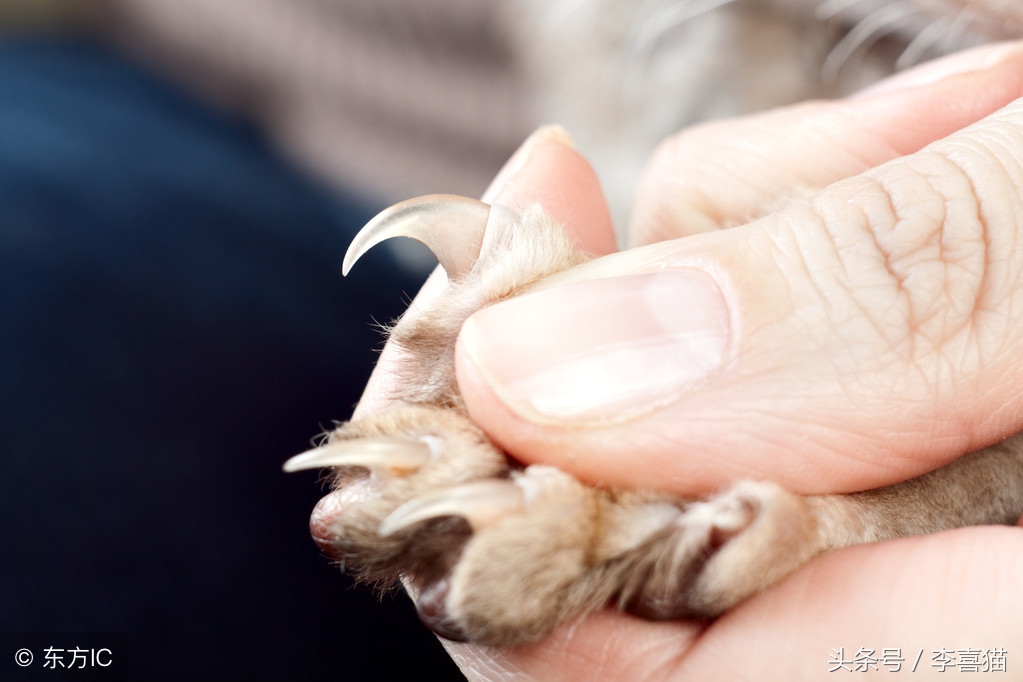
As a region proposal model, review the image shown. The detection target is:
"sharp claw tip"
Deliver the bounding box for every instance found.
[282,451,317,473]
[282,439,432,475]
[341,245,360,277]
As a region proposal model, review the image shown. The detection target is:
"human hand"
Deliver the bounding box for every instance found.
[441,42,1023,679]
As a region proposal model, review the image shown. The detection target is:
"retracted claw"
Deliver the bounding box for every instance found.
[342,194,517,280]
[283,438,432,474]
[379,479,526,536]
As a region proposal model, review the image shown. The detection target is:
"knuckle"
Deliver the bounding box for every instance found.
[633,126,745,245]
[808,139,1023,384]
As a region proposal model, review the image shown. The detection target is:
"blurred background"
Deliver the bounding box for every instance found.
[0,0,988,679]
[0,1,530,679]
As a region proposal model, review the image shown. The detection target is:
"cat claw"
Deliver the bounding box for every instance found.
[282,438,432,475]
[342,193,521,280]
[379,479,527,535]
[342,194,491,279]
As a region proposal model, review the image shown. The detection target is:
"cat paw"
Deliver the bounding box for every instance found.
[290,409,822,645]
[283,195,830,645]
[618,480,822,622]
[285,404,510,586]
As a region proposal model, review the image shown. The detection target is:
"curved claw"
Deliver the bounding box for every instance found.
[342,194,517,280]
[283,438,431,474]
[379,480,526,536]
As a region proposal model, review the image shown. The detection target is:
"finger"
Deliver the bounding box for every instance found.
[676,527,1023,680]
[630,41,1023,245]
[355,126,615,417]
[457,82,1023,496]
[483,125,616,258]
[443,611,701,682]
[446,526,1023,680]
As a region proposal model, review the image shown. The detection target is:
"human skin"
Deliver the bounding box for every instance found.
[346,43,1023,680]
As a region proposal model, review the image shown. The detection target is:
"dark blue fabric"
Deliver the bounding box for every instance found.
[0,38,462,680]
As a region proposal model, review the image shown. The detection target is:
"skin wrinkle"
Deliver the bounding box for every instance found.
[731,227,797,334]
[495,616,699,682]
[761,217,836,343]
[779,202,908,376]
[876,172,952,391]
[675,606,773,682]
[916,148,1008,397]
[448,645,532,682]
[543,635,602,679]
[811,149,1004,422]
[966,124,1023,399]
[949,124,1023,253]
[823,176,914,355]
[769,104,1023,419]
[602,623,674,682]
[980,324,1023,428]
[960,129,1023,370]
[899,151,986,351]
[733,181,988,478]
[973,264,1020,382]
[617,625,691,682]
[671,300,904,478]
[698,398,888,484]
[827,358,919,440]
[885,167,947,338]
[614,627,684,682]
[793,413,905,479]
[585,624,617,681]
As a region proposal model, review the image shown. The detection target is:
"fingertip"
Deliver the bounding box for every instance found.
[487,126,617,257]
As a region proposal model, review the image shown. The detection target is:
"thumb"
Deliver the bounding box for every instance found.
[456,53,1023,497]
